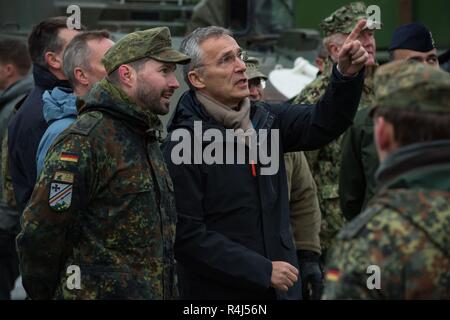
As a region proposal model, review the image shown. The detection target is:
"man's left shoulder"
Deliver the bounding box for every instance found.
[337,202,387,241]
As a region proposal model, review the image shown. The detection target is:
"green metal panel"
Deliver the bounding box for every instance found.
[294,0,449,50]
[412,0,450,48]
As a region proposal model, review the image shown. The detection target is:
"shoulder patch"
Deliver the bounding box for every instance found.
[51,111,102,149]
[338,205,383,240]
[59,152,79,163]
[53,171,74,183]
[49,181,73,212]
[70,111,103,136]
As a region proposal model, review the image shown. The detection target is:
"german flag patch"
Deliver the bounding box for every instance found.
[60,152,79,163]
[325,269,341,282]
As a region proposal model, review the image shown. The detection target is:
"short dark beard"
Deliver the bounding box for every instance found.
[135,75,166,115]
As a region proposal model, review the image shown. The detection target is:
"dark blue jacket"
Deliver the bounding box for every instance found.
[8,64,71,214]
[162,65,364,300]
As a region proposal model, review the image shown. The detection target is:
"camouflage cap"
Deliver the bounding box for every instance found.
[320,2,368,37]
[102,27,190,74]
[245,57,267,80]
[373,60,450,113]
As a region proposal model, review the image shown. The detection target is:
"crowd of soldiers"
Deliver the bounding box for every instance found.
[0,1,448,300]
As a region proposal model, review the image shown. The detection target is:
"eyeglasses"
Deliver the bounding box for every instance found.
[197,50,248,69]
[248,78,266,89]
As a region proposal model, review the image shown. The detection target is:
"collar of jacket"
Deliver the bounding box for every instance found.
[0,74,33,106]
[32,63,70,90]
[375,140,450,192]
[167,90,274,133]
[42,86,76,124]
[79,78,163,137]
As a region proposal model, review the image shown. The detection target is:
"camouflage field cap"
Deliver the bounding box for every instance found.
[373,60,450,113]
[320,2,368,36]
[245,57,267,80]
[102,27,191,74]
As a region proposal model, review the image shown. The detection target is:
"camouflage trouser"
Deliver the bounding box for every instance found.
[319,197,346,264]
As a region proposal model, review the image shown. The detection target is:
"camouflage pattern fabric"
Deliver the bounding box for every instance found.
[323,60,450,300]
[373,60,450,112]
[293,60,376,255]
[245,57,268,80]
[320,2,368,37]
[323,187,450,299]
[102,27,190,74]
[17,79,178,300]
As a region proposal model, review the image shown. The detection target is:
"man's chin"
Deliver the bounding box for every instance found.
[159,102,171,115]
[234,89,250,100]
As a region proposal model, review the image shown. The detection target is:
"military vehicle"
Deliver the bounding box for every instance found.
[2,0,447,133]
[0,0,322,134]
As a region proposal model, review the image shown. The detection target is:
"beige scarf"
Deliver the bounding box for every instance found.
[195,91,253,131]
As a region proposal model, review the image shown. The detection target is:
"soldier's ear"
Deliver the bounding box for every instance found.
[188,70,206,89]
[374,116,398,161]
[118,65,135,88]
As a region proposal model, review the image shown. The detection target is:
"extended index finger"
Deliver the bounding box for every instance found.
[346,19,367,42]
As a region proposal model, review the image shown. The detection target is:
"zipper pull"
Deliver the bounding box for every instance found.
[251,160,257,177]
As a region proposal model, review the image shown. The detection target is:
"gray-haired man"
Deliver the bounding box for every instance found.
[163,22,368,299]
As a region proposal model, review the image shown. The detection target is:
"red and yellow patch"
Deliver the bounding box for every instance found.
[325,269,341,282]
[60,152,79,163]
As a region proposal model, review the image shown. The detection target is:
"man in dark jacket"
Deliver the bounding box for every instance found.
[162,22,368,299]
[0,37,32,300]
[8,17,81,214]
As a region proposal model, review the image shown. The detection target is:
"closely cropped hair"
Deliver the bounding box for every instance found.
[0,37,31,75]
[107,57,149,85]
[180,26,232,90]
[63,30,111,87]
[374,108,450,146]
[28,16,85,68]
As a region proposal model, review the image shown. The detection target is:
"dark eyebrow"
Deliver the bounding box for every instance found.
[407,56,424,61]
[219,48,242,59]
[426,54,438,59]
[160,63,176,71]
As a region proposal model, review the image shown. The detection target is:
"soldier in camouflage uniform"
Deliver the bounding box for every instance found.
[339,22,440,221]
[323,60,450,299]
[16,27,191,299]
[293,2,378,256]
